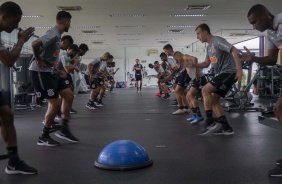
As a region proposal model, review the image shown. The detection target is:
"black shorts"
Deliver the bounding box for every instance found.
[177,71,191,88]
[0,92,6,106]
[89,78,104,89]
[190,76,208,89]
[107,76,114,82]
[210,73,237,98]
[63,73,73,87]
[31,71,68,99]
[135,74,142,81]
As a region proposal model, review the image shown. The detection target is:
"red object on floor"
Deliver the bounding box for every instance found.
[168,89,171,93]
[155,92,161,97]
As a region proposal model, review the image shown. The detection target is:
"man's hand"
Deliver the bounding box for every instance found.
[238,46,254,62]
[235,70,243,81]
[18,27,35,43]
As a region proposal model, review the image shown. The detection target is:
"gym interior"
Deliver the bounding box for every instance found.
[0,0,282,184]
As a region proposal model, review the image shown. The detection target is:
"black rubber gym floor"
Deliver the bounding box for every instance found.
[0,88,282,184]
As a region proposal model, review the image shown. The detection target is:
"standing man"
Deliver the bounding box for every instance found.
[240,4,282,177]
[0,1,37,174]
[132,59,144,93]
[30,11,79,146]
[86,52,111,109]
[192,23,243,135]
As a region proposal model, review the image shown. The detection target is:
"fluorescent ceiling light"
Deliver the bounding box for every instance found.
[117,39,140,41]
[110,14,145,17]
[22,15,43,18]
[168,30,184,33]
[167,25,195,28]
[170,14,206,17]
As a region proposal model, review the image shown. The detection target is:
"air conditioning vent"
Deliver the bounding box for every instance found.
[57,6,82,11]
[92,42,104,44]
[81,30,97,34]
[184,5,211,10]
[168,30,184,33]
[229,33,250,37]
[158,41,169,44]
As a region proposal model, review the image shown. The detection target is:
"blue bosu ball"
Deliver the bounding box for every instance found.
[94,140,153,171]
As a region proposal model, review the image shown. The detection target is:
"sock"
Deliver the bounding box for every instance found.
[179,106,184,110]
[205,110,213,125]
[42,126,50,137]
[7,147,20,166]
[217,115,231,130]
[195,107,202,117]
[183,106,188,110]
[191,108,196,114]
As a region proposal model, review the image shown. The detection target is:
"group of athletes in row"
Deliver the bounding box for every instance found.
[0,1,282,177]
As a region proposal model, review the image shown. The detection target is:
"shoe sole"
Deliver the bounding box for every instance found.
[172,112,186,115]
[37,142,60,147]
[55,133,79,143]
[190,118,204,124]
[198,123,219,136]
[5,168,37,175]
[86,105,98,110]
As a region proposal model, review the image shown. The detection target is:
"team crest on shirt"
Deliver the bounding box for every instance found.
[65,80,69,85]
[91,84,96,88]
[47,89,55,97]
[36,92,41,98]
[210,56,218,63]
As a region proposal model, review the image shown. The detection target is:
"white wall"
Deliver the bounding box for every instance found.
[81,46,207,86]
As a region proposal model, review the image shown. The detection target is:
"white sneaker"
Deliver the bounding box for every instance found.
[172,109,186,115]
[184,109,190,113]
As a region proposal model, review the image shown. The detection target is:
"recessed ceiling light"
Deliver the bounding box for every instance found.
[110,14,145,17]
[71,26,100,29]
[34,26,52,29]
[22,15,43,18]
[167,25,195,28]
[170,14,206,17]
[115,25,144,28]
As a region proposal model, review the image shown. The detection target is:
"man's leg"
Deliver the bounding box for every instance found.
[55,88,79,142]
[0,105,37,174]
[274,97,282,125]
[173,85,186,115]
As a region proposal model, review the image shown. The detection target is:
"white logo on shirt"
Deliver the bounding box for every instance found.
[36,92,41,98]
[47,89,55,97]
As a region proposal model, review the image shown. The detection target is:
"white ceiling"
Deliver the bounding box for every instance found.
[9,0,281,54]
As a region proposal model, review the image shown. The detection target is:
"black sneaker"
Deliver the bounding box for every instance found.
[269,165,282,177]
[164,94,170,100]
[198,122,219,136]
[213,127,234,135]
[55,128,79,143]
[70,108,78,114]
[276,159,282,165]
[5,160,37,175]
[37,135,60,147]
[86,102,98,109]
